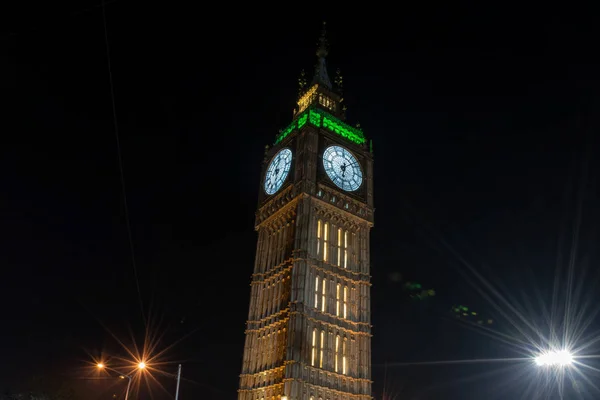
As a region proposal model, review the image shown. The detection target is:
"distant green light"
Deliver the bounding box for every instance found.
[274,107,366,145]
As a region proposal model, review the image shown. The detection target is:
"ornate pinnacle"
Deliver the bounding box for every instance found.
[334,68,343,92]
[298,69,307,97]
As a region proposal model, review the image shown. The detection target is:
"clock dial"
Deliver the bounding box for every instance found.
[323,145,363,192]
[264,148,293,195]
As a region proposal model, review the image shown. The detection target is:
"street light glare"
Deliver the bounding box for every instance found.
[138,361,146,369]
[97,363,104,369]
[535,349,573,366]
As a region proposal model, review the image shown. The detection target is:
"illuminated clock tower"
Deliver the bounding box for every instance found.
[238,23,374,400]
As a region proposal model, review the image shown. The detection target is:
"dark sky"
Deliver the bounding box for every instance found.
[4,3,600,399]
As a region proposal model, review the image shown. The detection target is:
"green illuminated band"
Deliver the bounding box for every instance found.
[275,107,366,145]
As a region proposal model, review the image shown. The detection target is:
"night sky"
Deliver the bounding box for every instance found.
[4,3,600,399]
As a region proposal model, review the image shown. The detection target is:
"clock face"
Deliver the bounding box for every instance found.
[264,148,293,195]
[323,145,363,192]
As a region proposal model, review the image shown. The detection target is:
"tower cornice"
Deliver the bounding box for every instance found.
[276,106,366,146]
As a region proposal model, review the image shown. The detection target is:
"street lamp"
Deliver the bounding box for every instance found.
[535,349,573,367]
[97,362,145,400]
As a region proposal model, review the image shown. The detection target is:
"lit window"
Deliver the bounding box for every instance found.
[314,276,319,309]
[343,286,348,319]
[323,222,328,261]
[311,329,316,366]
[335,335,340,372]
[343,338,347,374]
[320,330,325,368]
[337,228,342,267]
[317,220,322,256]
[336,283,340,316]
[321,279,326,312]
[344,231,348,268]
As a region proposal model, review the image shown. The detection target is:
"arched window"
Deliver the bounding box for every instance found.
[343,337,348,374]
[317,220,322,256]
[319,330,325,368]
[336,283,341,316]
[335,334,340,372]
[337,227,342,266]
[323,222,329,261]
[343,286,348,319]
[314,276,319,309]
[344,230,348,268]
[311,329,317,366]
[321,279,326,313]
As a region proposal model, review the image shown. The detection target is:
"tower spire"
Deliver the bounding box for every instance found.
[312,21,332,89]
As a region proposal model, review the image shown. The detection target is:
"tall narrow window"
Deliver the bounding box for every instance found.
[314,276,319,309]
[320,330,325,368]
[336,283,341,316]
[343,338,347,374]
[317,220,322,256]
[311,329,316,366]
[321,280,326,312]
[344,231,348,268]
[335,335,340,372]
[343,286,348,319]
[323,222,329,261]
[337,228,342,266]
[352,232,357,267]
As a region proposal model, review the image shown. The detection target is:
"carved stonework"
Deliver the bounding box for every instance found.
[314,184,374,226]
[255,184,296,228]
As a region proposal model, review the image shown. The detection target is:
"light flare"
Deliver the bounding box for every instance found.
[534,349,574,367]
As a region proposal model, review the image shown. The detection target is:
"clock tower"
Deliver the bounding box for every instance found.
[238,23,374,400]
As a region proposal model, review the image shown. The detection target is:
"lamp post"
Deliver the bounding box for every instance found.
[97,362,145,400]
[174,364,182,400]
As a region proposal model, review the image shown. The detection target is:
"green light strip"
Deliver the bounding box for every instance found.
[274,107,366,145]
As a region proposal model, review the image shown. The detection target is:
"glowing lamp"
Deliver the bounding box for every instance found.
[535,350,573,366]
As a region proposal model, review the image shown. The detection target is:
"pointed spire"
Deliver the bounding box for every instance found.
[312,21,332,89]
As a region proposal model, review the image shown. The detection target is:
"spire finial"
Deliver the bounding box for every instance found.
[316,21,328,58]
[312,21,332,89]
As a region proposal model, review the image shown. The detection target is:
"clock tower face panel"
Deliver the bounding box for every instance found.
[322,144,363,192]
[264,148,293,195]
[318,135,369,202]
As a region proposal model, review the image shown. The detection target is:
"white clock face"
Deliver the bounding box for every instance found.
[264,148,292,195]
[323,145,363,192]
